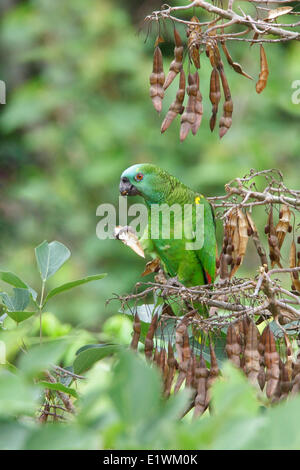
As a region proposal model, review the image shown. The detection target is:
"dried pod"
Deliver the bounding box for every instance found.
[180,72,198,141]
[144,313,159,361]
[267,207,282,268]
[130,313,141,351]
[164,342,177,398]
[205,341,219,408]
[256,45,269,94]
[192,71,203,135]
[209,67,221,132]
[150,46,165,113]
[163,28,184,90]
[244,320,261,388]
[174,330,191,393]
[114,226,145,258]
[246,212,269,269]
[221,40,253,80]
[187,16,201,69]
[258,328,266,391]
[193,355,208,418]
[264,326,280,399]
[275,205,291,249]
[225,209,249,278]
[290,240,300,292]
[217,61,233,138]
[161,70,185,133]
[226,323,241,367]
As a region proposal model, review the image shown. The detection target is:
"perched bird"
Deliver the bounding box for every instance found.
[119,163,217,289]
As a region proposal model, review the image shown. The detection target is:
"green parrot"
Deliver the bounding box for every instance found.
[119,163,217,288]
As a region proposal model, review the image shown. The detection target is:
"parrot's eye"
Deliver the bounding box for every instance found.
[135,173,144,182]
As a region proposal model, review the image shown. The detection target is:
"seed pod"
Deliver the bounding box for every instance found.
[130,313,141,351]
[144,313,159,361]
[205,341,219,409]
[209,67,221,132]
[186,16,201,69]
[275,205,291,250]
[290,240,300,292]
[267,207,282,268]
[217,61,233,139]
[164,342,176,398]
[193,355,208,418]
[163,28,184,91]
[264,326,280,399]
[150,46,165,113]
[226,323,241,367]
[244,320,261,388]
[221,40,253,80]
[258,327,266,391]
[256,45,269,94]
[180,73,198,141]
[192,71,203,135]
[161,70,185,133]
[174,330,191,393]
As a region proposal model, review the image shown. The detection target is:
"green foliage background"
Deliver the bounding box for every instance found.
[0,0,300,450]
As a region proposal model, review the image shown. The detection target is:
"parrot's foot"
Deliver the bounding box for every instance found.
[161,276,186,297]
[167,276,185,288]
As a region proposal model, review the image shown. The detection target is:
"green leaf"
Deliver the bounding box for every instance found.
[38,381,78,398]
[0,371,38,416]
[73,344,121,375]
[109,350,161,426]
[0,288,30,312]
[7,311,36,323]
[18,340,68,377]
[43,273,107,306]
[35,240,71,281]
[0,271,37,301]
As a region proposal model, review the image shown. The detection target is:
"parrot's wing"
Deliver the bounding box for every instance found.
[193,198,217,284]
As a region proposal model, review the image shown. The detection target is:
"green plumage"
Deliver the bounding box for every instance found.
[120,163,216,288]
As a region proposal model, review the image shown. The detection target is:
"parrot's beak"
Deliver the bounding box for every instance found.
[119,177,140,196]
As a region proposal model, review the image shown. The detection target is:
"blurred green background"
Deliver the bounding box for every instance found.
[0,0,299,330]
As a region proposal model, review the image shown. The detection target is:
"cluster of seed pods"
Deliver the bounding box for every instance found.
[149,18,270,140]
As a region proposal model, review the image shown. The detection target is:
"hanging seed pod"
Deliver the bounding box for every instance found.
[275,205,291,249]
[225,209,249,278]
[174,330,191,393]
[180,73,198,141]
[280,360,292,399]
[186,16,201,69]
[217,61,233,139]
[244,320,261,388]
[226,323,241,367]
[290,240,300,292]
[144,313,159,361]
[185,354,196,389]
[161,70,185,133]
[193,355,208,418]
[258,327,266,391]
[205,341,219,409]
[149,46,165,113]
[163,28,184,91]
[221,40,253,80]
[164,342,177,398]
[267,208,282,267]
[130,313,141,351]
[175,320,187,364]
[246,212,269,269]
[256,45,269,94]
[192,71,203,135]
[264,326,280,399]
[291,354,300,394]
[209,67,221,132]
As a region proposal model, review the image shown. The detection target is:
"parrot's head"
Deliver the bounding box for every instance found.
[119,163,172,203]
